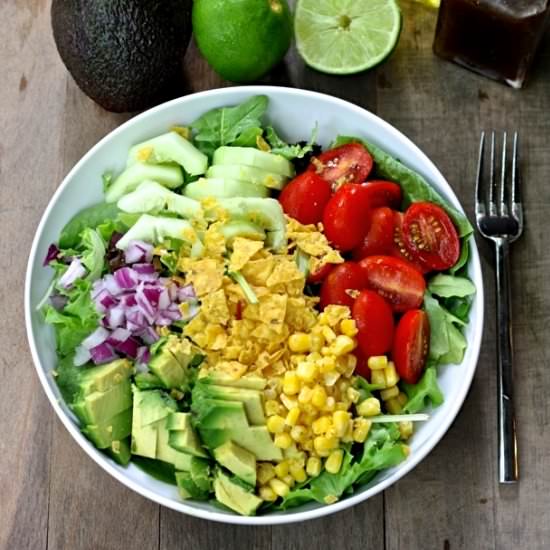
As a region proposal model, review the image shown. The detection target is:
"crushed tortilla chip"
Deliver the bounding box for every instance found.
[201,289,230,325]
[229,237,265,272]
[180,258,224,296]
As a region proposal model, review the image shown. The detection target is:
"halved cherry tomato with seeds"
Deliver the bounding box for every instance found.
[352,290,395,358]
[402,202,460,271]
[390,211,429,274]
[392,309,430,384]
[358,255,426,312]
[319,262,366,310]
[309,143,373,187]
[352,207,396,260]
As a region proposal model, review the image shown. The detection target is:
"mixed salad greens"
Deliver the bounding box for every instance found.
[40,96,475,515]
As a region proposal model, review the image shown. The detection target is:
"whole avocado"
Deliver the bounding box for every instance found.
[51,0,192,112]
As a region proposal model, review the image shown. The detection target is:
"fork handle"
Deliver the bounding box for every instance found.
[495,238,519,483]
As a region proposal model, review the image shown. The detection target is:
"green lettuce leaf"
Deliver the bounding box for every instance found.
[265,124,318,160]
[80,228,106,281]
[449,238,470,275]
[190,96,268,157]
[332,136,473,238]
[402,366,444,413]
[428,274,476,298]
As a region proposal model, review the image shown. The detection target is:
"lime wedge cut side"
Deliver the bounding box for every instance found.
[295,0,402,75]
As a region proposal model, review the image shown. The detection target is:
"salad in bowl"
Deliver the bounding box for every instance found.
[26,88,482,522]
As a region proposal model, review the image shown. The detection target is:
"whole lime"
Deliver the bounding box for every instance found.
[192,0,292,82]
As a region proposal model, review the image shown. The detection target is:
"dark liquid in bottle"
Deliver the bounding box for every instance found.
[434,0,550,88]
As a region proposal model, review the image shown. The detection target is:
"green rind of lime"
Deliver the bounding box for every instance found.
[294,0,402,75]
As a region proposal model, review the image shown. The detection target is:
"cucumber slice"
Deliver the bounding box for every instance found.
[117,181,202,219]
[105,163,183,203]
[213,146,295,178]
[214,198,287,251]
[116,214,203,257]
[218,220,266,246]
[128,132,208,176]
[207,164,288,190]
[183,178,269,200]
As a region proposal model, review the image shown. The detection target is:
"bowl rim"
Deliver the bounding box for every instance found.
[25,85,484,525]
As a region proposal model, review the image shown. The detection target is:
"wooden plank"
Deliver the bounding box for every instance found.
[0,1,67,548]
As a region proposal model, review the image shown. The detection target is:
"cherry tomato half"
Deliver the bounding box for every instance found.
[359,255,426,313]
[279,171,332,225]
[390,211,429,274]
[307,262,335,285]
[392,309,430,384]
[352,290,395,358]
[353,347,371,380]
[309,143,373,186]
[352,207,396,260]
[360,180,402,210]
[323,184,373,251]
[319,262,366,310]
[402,202,460,271]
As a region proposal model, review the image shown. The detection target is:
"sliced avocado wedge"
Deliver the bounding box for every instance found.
[82,407,133,449]
[213,470,262,516]
[128,131,208,176]
[117,180,202,219]
[183,178,269,200]
[204,385,265,426]
[106,437,132,466]
[167,412,208,458]
[198,371,267,390]
[78,359,133,394]
[213,146,294,178]
[105,162,184,203]
[214,198,286,251]
[207,164,288,190]
[213,441,256,486]
[194,399,250,431]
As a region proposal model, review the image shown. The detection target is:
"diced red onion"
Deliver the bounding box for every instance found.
[73,345,92,367]
[177,285,196,300]
[81,326,110,349]
[49,293,68,311]
[136,346,151,365]
[43,244,60,266]
[138,326,160,345]
[58,258,86,289]
[103,274,124,296]
[133,263,156,275]
[124,240,154,264]
[112,337,139,358]
[107,327,131,343]
[90,342,116,364]
[114,267,138,290]
[158,289,170,310]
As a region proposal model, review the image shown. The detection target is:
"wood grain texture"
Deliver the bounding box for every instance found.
[3,0,550,548]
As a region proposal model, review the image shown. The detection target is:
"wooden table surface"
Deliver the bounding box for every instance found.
[3,1,550,549]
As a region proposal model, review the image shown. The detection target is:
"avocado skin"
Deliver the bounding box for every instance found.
[51,0,191,112]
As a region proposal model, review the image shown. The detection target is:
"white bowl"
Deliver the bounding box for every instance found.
[25,86,484,525]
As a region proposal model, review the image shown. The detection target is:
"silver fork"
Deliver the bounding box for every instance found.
[475,131,523,484]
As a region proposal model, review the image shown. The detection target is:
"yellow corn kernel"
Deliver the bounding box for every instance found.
[340,319,358,337]
[384,361,400,388]
[267,415,286,434]
[281,474,295,488]
[280,394,298,410]
[347,387,361,403]
[402,444,411,457]
[311,385,327,408]
[332,335,356,356]
[290,353,307,366]
[313,435,338,454]
[319,356,336,373]
[310,333,324,352]
[342,419,354,443]
[321,346,332,356]
[380,386,399,401]
[323,371,341,386]
[385,397,403,414]
[296,361,318,382]
[370,369,386,387]
[283,371,300,395]
[322,396,336,412]
[269,478,290,498]
[368,355,388,370]
[286,407,301,427]
[290,425,308,442]
[264,388,278,401]
[300,411,317,426]
[289,333,311,353]
[306,456,322,477]
[397,391,408,407]
[298,385,313,404]
[257,463,276,485]
[302,439,314,453]
[357,397,381,417]
[274,432,293,449]
[259,485,278,502]
[332,411,350,437]
[353,418,372,443]
[289,463,307,483]
[325,449,344,474]
[312,415,332,435]
[335,401,349,411]
[321,326,337,343]
[274,460,289,478]
[307,351,323,363]
[265,399,281,416]
[399,420,414,440]
[324,495,339,504]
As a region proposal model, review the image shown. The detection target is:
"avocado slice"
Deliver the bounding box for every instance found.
[213,441,256,486]
[213,146,294,178]
[106,438,132,466]
[105,162,184,203]
[167,412,208,458]
[213,470,262,516]
[207,164,288,190]
[203,385,265,426]
[147,336,197,390]
[77,359,133,394]
[134,372,165,390]
[175,456,212,500]
[184,178,269,200]
[198,371,267,390]
[194,399,250,431]
[127,131,207,176]
[82,408,133,449]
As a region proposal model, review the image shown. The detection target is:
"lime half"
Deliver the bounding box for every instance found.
[295,0,402,75]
